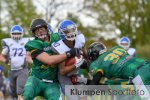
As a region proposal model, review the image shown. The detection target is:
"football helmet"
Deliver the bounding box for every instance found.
[58,20,78,41]
[10,25,24,41]
[30,18,49,40]
[119,36,130,50]
[87,42,107,61]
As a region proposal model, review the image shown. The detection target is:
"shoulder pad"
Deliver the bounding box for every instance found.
[75,34,85,48]
[1,38,12,46]
[25,40,43,51]
[127,48,136,56]
[51,32,60,42]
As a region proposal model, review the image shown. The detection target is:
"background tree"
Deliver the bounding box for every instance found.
[88,0,150,59]
[91,0,150,46]
[2,0,41,34]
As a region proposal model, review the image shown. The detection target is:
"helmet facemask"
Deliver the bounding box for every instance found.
[30,18,49,41]
[120,42,130,50]
[33,26,49,41]
[10,25,24,41]
[11,33,23,41]
[61,25,77,41]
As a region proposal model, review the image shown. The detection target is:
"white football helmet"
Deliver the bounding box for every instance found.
[58,20,78,41]
[10,25,24,41]
[119,36,131,50]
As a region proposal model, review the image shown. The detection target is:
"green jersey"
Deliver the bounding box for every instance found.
[89,46,145,79]
[25,33,60,81]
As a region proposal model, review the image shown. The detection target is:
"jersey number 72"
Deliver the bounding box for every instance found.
[12,48,24,56]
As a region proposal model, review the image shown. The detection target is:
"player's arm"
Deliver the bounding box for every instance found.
[59,62,75,75]
[86,71,103,85]
[0,40,8,63]
[59,55,85,75]
[30,48,80,67]
[26,40,81,67]
[26,52,33,64]
[0,54,7,63]
[86,69,104,85]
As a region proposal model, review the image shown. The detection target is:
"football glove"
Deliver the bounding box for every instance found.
[74,55,84,68]
[66,48,82,59]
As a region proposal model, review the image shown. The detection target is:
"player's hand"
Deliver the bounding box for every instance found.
[74,55,84,68]
[66,48,83,59]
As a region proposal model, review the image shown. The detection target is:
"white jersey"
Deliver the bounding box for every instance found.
[1,38,33,70]
[127,48,136,56]
[52,33,86,95]
[52,33,85,76]
[52,33,85,54]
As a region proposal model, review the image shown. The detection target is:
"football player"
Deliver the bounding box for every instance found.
[51,19,88,100]
[0,25,33,100]
[119,36,136,56]
[22,18,81,100]
[86,42,150,99]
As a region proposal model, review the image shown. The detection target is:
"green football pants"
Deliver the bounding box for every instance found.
[23,76,61,100]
